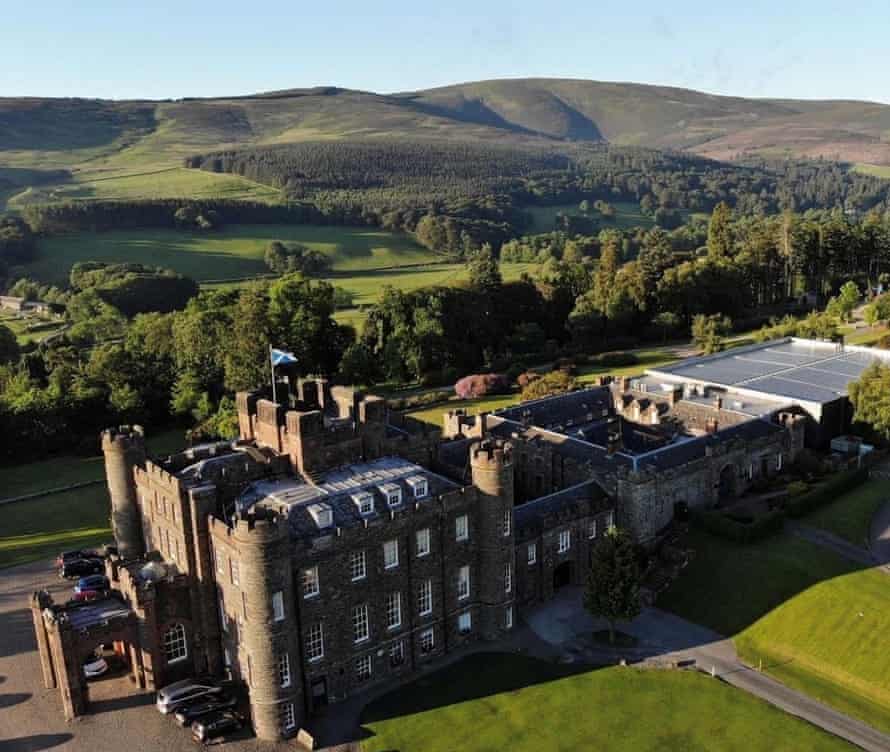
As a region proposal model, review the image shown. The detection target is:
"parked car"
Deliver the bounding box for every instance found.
[74,574,109,595]
[61,558,104,579]
[83,652,108,679]
[191,710,243,744]
[156,678,224,715]
[173,693,237,727]
[57,549,99,568]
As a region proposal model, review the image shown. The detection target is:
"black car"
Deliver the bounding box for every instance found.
[56,549,99,568]
[191,710,243,743]
[173,693,237,727]
[61,557,104,579]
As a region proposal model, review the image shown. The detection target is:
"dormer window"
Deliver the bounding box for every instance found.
[308,503,333,530]
[352,491,375,516]
[406,475,428,500]
[379,483,402,508]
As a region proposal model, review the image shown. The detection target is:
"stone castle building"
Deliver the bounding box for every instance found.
[34,339,866,741]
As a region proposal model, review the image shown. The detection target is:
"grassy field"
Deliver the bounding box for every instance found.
[803,478,890,547]
[736,567,890,734]
[27,225,441,285]
[842,325,888,347]
[0,310,67,345]
[853,163,890,179]
[360,653,853,752]
[523,201,657,232]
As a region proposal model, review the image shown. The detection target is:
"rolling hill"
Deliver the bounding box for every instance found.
[2,78,890,209]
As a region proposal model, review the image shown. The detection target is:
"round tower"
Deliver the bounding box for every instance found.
[233,512,303,741]
[101,425,147,559]
[470,439,516,640]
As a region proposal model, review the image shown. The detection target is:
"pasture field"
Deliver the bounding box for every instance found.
[24,225,441,285]
[522,201,660,232]
[360,653,853,752]
[853,163,890,179]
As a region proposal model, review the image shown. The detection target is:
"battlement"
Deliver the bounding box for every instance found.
[101,425,145,452]
[470,438,513,467]
[232,509,288,543]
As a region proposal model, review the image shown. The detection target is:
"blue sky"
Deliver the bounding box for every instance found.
[4,1,889,103]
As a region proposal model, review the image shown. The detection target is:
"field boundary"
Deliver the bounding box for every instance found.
[0,478,104,506]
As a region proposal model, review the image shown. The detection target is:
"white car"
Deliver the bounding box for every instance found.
[83,653,109,679]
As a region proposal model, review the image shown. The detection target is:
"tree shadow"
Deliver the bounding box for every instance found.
[0,733,73,752]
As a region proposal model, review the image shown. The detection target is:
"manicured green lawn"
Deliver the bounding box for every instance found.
[407,393,521,428]
[360,653,853,752]
[657,529,857,637]
[27,224,439,285]
[576,348,680,384]
[803,478,890,547]
[0,484,112,568]
[736,567,890,734]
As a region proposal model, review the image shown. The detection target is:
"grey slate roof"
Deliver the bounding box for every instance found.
[495,386,613,430]
[514,479,610,540]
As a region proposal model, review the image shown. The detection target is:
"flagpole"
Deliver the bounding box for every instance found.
[270,345,277,404]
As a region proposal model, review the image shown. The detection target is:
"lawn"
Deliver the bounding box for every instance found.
[0,311,67,345]
[803,478,890,547]
[407,393,521,428]
[736,567,890,734]
[25,224,441,285]
[360,653,853,752]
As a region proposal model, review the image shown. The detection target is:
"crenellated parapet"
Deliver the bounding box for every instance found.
[102,425,147,559]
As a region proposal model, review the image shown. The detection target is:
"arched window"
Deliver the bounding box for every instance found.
[163,623,188,664]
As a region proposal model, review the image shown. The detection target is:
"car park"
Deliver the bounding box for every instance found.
[156,678,224,715]
[56,549,99,568]
[172,693,237,727]
[61,557,104,579]
[83,651,109,679]
[75,574,109,594]
[191,710,243,744]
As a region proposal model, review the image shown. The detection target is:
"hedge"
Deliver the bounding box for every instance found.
[690,506,786,544]
[784,467,870,518]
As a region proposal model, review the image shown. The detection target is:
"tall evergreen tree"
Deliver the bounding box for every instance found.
[584,527,643,644]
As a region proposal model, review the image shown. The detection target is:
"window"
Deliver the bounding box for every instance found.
[352,491,374,516]
[389,640,405,667]
[420,627,435,653]
[558,529,571,554]
[303,566,319,598]
[230,559,240,587]
[305,622,324,661]
[272,591,285,622]
[503,509,512,537]
[748,464,755,480]
[278,652,291,688]
[418,579,432,616]
[407,476,428,499]
[380,483,402,508]
[416,528,431,557]
[352,603,370,643]
[457,565,470,600]
[386,592,402,630]
[606,511,615,529]
[458,611,472,634]
[215,548,224,576]
[350,550,367,581]
[588,519,598,540]
[218,593,228,633]
[505,606,514,630]
[282,702,296,732]
[455,514,469,542]
[162,623,188,664]
[356,654,372,682]
[777,453,784,471]
[527,542,537,566]
[308,502,333,529]
[504,562,512,594]
[383,539,399,569]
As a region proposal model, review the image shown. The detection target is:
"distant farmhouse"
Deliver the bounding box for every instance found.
[31,338,888,740]
[0,295,62,317]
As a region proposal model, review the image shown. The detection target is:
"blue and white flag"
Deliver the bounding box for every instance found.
[271,348,298,367]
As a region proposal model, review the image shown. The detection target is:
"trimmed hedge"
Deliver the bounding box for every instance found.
[784,467,870,518]
[691,507,786,544]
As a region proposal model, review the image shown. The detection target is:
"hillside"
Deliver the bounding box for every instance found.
[2,79,890,209]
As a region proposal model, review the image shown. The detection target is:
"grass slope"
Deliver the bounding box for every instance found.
[524,200,657,231]
[803,478,890,546]
[360,653,853,752]
[736,567,890,734]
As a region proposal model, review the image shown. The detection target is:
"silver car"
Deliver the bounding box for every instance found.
[156,678,222,714]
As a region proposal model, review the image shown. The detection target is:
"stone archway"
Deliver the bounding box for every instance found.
[718,463,738,502]
[553,561,573,590]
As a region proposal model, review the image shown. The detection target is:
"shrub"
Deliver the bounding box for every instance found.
[454,373,510,399]
[504,363,527,385]
[596,351,639,368]
[785,467,869,518]
[516,371,540,389]
[878,333,890,349]
[786,480,809,497]
[690,506,785,544]
[519,370,578,402]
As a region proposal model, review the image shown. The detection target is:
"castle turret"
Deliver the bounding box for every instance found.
[470,439,516,640]
[102,426,147,559]
[232,512,303,741]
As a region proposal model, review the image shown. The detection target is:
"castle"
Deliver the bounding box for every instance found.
[33,337,873,742]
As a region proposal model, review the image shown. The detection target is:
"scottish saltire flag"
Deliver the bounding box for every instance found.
[271,348,298,367]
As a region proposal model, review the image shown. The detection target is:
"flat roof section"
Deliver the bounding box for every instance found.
[648,338,890,407]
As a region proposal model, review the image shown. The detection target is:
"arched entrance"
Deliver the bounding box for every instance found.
[553,561,573,590]
[718,464,738,502]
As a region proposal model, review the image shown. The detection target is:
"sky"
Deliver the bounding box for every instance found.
[4,1,890,103]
